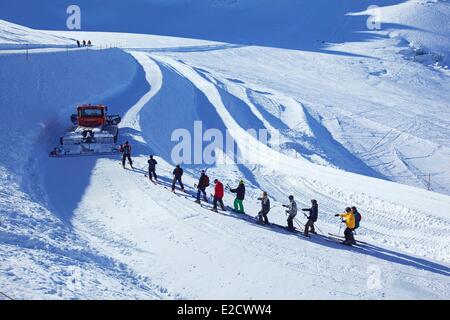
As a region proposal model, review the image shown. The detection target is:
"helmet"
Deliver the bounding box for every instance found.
[289,195,294,201]
[239,180,244,184]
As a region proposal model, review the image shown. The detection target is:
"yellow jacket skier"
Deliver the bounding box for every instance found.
[335,207,356,245]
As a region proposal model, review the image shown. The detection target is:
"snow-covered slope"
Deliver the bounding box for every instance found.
[0,1,449,299]
[2,0,449,60]
[35,0,450,195]
[0,20,72,49]
[0,47,174,299]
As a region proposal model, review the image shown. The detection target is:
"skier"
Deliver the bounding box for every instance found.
[82,40,86,47]
[171,164,184,192]
[87,40,92,46]
[76,40,81,48]
[302,199,318,236]
[147,155,158,182]
[335,207,356,245]
[195,170,210,203]
[257,191,270,224]
[212,179,225,212]
[282,195,297,231]
[352,206,362,231]
[229,180,246,213]
[120,141,133,169]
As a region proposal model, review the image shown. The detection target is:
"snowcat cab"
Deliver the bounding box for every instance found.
[50,104,122,157]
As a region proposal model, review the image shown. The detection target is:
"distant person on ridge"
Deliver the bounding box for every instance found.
[76,40,80,48]
[229,180,246,214]
[147,155,158,182]
[257,191,270,224]
[87,40,92,46]
[302,199,318,237]
[82,40,86,47]
[172,165,184,192]
[195,170,210,204]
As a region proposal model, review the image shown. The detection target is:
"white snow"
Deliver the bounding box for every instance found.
[0,0,449,299]
[0,19,72,50]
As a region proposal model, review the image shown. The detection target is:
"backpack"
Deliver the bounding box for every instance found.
[204,175,210,187]
[354,211,362,229]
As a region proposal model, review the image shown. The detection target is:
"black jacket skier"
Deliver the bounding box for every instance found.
[196,170,209,203]
[172,165,184,191]
[197,172,210,189]
[147,155,158,181]
[302,200,318,236]
[230,180,246,213]
[352,206,362,230]
[302,200,318,222]
[230,182,245,200]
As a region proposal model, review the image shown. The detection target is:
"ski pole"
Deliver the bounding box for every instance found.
[313,223,324,235]
[299,211,322,234]
[293,217,304,231]
[338,220,343,235]
[0,291,13,300]
[294,218,303,229]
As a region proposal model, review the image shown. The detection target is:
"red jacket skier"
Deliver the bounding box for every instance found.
[212,179,225,212]
[214,180,224,199]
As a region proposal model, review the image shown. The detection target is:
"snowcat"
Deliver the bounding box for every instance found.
[50,104,121,157]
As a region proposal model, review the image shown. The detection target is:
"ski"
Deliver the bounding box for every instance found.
[328,233,345,239]
[163,186,184,197]
[184,196,222,211]
[189,194,209,204]
[143,174,158,185]
[119,161,133,169]
[326,235,368,250]
[328,233,370,246]
[225,206,246,215]
[223,206,305,235]
[326,235,355,246]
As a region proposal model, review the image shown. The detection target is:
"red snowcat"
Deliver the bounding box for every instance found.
[50,104,121,157]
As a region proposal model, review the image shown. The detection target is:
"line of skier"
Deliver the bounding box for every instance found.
[120,142,361,245]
